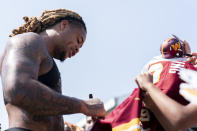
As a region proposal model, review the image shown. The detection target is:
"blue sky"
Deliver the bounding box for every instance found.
[1,0,197,130]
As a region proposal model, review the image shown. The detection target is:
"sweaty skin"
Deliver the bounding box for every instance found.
[0,32,105,131]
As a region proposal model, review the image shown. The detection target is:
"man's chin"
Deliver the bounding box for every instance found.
[60,58,66,62]
[52,57,66,62]
[59,55,67,62]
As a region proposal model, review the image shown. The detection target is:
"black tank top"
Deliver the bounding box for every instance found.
[4,60,61,105]
[38,60,61,92]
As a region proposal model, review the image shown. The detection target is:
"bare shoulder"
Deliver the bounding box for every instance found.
[8,32,47,56]
[1,33,46,74]
[2,32,52,76]
[1,32,52,84]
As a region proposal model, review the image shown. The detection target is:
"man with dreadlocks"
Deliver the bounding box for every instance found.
[0,9,106,131]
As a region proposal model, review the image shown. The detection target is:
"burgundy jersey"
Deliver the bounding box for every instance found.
[140,56,197,130]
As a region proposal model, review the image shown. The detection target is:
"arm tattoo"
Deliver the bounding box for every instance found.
[15,80,83,116]
[2,35,85,116]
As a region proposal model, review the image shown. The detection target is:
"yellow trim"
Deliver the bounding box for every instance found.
[134,97,140,101]
[184,88,197,96]
[112,118,140,131]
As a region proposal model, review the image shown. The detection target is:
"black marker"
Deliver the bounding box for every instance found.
[185,54,197,58]
[89,94,93,99]
[185,53,193,57]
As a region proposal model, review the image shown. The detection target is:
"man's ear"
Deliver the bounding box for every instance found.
[60,20,69,31]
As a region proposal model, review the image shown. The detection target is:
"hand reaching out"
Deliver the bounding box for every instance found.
[135,72,153,91]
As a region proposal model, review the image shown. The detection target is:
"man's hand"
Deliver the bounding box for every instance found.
[187,53,197,68]
[135,72,153,91]
[183,40,191,54]
[83,98,106,117]
[183,40,197,67]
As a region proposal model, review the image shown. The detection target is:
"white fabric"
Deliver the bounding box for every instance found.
[179,69,197,103]
[141,55,186,73]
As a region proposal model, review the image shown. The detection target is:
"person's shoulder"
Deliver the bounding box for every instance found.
[141,55,168,72]
[8,32,42,46]
[7,32,48,61]
[151,56,186,63]
[8,33,46,54]
[141,55,160,73]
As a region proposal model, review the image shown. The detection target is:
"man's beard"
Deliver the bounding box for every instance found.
[59,51,66,62]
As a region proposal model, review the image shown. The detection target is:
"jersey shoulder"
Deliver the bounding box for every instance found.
[141,55,187,72]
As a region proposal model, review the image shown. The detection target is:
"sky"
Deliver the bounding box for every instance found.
[1,0,197,130]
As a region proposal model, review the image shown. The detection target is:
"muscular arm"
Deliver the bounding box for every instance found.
[136,73,197,131]
[2,35,87,116]
[142,83,197,131]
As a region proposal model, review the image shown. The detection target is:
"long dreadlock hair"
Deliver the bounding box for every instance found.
[9,9,86,37]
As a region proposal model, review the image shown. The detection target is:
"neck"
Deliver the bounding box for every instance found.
[39,30,55,57]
